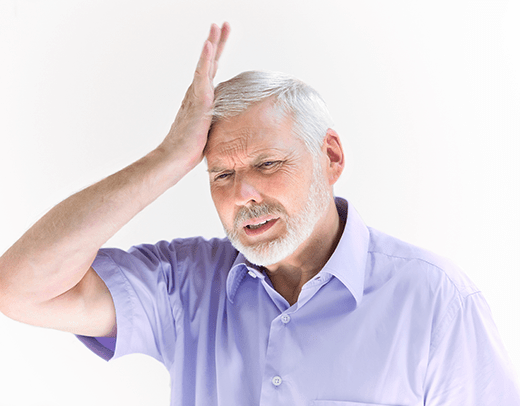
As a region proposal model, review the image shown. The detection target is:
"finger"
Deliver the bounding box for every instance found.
[214,22,231,64]
[207,23,222,56]
[206,23,223,80]
[209,23,230,80]
[194,39,214,81]
[208,23,220,80]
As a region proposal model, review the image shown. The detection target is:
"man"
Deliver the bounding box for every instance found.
[0,22,518,405]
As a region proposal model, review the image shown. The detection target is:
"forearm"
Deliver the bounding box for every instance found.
[0,146,188,306]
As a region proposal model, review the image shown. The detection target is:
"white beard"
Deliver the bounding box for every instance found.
[224,163,331,267]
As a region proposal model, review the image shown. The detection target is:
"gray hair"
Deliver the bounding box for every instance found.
[211,71,334,157]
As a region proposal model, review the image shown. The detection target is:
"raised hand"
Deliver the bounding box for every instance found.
[161,22,231,171]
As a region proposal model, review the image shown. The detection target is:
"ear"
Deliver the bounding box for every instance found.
[320,128,345,186]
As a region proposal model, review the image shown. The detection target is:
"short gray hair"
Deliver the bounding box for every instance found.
[211,71,334,157]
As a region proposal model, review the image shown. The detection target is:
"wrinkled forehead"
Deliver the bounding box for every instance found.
[204,100,296,161]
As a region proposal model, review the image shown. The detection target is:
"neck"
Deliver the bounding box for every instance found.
[264,198,345,305]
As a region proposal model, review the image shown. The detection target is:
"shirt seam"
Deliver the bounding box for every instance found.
[101,252,138,358]
[156,249,178,370]
[367,249,479,298]
[229,266,247,303]
[427,290,484,358]
[422,291,484,397]
[367,249,484,359]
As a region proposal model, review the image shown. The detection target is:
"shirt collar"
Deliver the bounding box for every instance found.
[320,197,369,306]
[226,197,369,306]
[227,254,264,303]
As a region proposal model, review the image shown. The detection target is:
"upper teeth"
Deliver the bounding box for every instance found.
[248,220,269,229]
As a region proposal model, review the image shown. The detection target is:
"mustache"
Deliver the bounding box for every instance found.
[233,202,286,228]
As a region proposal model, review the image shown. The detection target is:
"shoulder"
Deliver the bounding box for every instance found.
[98,236,237,275]
[148,236,235,259]
[95,237,238,309]
[131,236,236,268]
[364,227,486,350]
[365,227,479,301]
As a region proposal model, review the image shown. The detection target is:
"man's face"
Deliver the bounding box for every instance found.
[205,101,331,266]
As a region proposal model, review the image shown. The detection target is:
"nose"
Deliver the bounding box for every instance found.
[234,174,262,206]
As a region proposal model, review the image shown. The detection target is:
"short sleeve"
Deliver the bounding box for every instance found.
[76,242,178,367]
[424,292,520,405]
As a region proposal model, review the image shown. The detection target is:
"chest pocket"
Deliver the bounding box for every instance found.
[313,401,398,406]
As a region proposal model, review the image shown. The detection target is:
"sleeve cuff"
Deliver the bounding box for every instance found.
[75,250,136,362]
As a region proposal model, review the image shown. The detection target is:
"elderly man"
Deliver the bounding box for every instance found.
[0,23,518,405]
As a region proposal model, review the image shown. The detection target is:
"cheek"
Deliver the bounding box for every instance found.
[279,166,317,205]
[210,186,232,222]
[269,166,312,196]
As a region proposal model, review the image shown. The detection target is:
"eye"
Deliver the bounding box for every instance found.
[259,161,281,169]
[214,171,233,181]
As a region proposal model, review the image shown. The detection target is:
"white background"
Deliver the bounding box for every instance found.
[1,0,519,404]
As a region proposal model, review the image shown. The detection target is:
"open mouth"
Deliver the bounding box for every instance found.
[243,218,279,236]
[246,220,270,229]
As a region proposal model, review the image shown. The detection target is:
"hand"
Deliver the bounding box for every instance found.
[161,22,231,171]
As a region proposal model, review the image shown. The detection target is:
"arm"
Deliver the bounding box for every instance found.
[0,22,231,338]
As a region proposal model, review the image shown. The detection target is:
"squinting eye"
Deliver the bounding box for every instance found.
[260,161,280,168]
[215,172,232,181]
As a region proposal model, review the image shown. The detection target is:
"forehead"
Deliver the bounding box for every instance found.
[205,101,302,166]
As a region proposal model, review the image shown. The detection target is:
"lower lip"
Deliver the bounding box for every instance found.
[243,218,279,236]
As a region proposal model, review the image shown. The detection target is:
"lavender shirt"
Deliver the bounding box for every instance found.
[77,198,520,405]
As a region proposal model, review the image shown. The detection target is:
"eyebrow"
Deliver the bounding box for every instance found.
[253,153,277,163]
[207,166,228,174]
[207,151,284,174]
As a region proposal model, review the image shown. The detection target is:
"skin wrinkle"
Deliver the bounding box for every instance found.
[207,98,297,165]
[207,134,302,185]
[209,152,300,182]
[207,127,300,168]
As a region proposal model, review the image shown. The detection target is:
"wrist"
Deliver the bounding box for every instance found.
[156,135,203,171]
[150,144,201,187]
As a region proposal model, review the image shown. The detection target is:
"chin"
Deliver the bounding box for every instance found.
[229,228,308,267]
[236,243,295,267]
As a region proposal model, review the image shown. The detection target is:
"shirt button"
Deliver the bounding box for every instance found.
[281,314,291,324]
[272,376,282,386]
[247,270,257,278]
